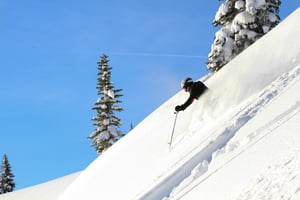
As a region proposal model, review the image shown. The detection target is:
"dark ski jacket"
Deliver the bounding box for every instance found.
[177,81,208,111]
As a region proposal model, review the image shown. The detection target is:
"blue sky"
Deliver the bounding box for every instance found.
[0,0,299,190]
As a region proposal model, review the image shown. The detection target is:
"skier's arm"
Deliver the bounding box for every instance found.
[176,96,194,111]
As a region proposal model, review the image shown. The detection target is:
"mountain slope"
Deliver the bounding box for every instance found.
[0,172,80,200]
[1,8,299,200]
[165,64,300,200]
[58,8,300,200]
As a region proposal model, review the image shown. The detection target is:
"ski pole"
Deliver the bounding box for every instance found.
[168,112,178,149]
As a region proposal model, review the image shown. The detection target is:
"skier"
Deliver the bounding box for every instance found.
[175,77,208,112]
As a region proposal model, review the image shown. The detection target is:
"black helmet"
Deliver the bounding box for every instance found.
[181,77,193,89]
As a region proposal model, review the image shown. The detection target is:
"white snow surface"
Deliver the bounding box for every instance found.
[1,8,300,200]
[106,89,115,99]
[0,172,80,200]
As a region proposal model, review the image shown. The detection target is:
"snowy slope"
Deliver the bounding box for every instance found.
[165,64,300,200]
[57,8,300,200]
[0,172,80,200]
[1,8,300,200]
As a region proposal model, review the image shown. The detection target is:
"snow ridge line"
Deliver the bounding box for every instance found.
[136,65,300,200]
[169,102,300,200]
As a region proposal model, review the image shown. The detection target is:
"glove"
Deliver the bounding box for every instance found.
[175,105,183,112]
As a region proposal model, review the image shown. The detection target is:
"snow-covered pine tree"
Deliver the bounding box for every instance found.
[207,0,281,72]
[88,54,124,154]
[0,154,15,194]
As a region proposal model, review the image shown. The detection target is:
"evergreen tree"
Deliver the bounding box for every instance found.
[0,154,15,194]
[88,54,124,154]
[130,123,134,131]
[207,0,281,72]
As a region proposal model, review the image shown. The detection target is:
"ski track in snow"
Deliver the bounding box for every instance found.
[165,65,300,200]
[137,64,300,200]
[169,102,300,200]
